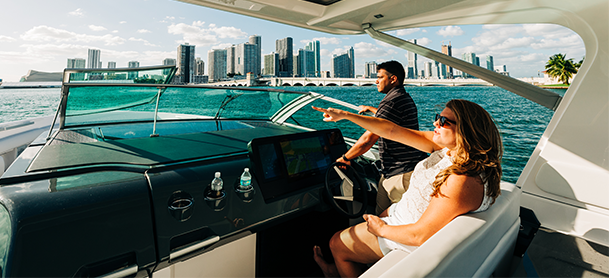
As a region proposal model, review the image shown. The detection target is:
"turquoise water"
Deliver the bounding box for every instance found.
[0,86,563,184]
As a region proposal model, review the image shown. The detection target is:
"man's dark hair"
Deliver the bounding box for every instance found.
[377,60,405,85]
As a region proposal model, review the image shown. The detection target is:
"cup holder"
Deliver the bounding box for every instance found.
[168,192,194,222]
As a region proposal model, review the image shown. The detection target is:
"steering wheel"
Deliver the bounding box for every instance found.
[324,162,368,218]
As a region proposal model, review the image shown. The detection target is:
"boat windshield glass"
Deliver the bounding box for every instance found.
[63,85,305,127]
[63,66,175,84]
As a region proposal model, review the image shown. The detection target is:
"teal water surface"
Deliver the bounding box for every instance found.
[0,85,563,184]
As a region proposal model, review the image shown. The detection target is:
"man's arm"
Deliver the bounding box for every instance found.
[336,130,380,165]
[359,105,378,115]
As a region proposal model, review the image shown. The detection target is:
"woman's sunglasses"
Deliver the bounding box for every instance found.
[435,114,456,127]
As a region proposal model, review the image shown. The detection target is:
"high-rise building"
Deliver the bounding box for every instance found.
[195,57,205,75]
[236,43,257,76]
[294,49,315,77]
[486,56,494,71]
[67,58,86,69]
[208,49,227,82]
[424,62,432,79]
[163,58,176,76]
[332,47,355,78]
[107,61,116,69]
[248,35,262,76]
[87,49,101,69]
[276,37,293,77]
[305,40,321,77]
[264,52,279,76]
[226,45,236,75]
[128,61,140,80]
[67,58,86,81]
[177,43,196,83]
[441,42,453,78]
[462,52,477,78]
[407,39,418,79]
[364,61,377,78]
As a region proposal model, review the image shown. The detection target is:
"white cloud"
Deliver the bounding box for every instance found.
[519,53,545,62]
[112,30,119,33]
[160,16,175,23]
[0,35,16,42]
[312,37,342,45]
[89,25,107,31]
[417,37,432,46]
[68,8,84,17]
[168,21,246,46]
[129,37,158,47]
[352,42,389,59]
[137,29,152,33]
[437,26,464,37]
[210,43,233,50]
[119,21,127,24]
[21,25,126,46]
[396,28,421,36]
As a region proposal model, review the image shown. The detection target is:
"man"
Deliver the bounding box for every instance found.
[336,60,426,215]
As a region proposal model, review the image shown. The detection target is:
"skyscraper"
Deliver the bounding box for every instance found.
[332,47,355,78]
[305,40,321,77]
[249,35,262,76]
[67,58,86,69]
[208,49,227,82]
[486,56,494,71]
[364,61,377,78]
[195,57,205,75]
[128,61,140,80]
[407,39,418,79]
[177,43,196,84]
[236,43,257,75]
[264,52,279,76]
[87,49,101,69]
[295,49,315,77]
[107,61,116,69]
[441,42,453,78]
[462,52,477,78]
[276,37,293,77]
[226,45,236,75]
[163,58,176,76]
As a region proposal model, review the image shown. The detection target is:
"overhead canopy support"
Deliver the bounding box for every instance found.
[363,24,562,111]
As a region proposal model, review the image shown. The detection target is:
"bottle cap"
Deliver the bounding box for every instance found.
[244,168,249,172]
[215,172,221,178]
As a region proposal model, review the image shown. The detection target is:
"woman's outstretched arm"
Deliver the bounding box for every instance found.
[312,106,440,154]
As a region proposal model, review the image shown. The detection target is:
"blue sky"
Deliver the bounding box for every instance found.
[0,0,585,82]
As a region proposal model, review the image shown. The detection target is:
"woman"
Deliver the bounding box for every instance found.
[311,99,502,277]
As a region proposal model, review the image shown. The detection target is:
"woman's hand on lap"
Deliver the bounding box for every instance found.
[363,214,386,237]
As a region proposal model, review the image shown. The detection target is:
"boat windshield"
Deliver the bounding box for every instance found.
[63,65,175,84]
[62,85,306,127]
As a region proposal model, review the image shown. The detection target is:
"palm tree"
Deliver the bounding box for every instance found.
[545,53,578,85]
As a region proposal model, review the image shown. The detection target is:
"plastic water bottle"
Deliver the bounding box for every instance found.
[211,172,223,192]
[239,168,252,190]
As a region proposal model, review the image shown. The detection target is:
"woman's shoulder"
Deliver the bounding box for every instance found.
[442,174,485,211]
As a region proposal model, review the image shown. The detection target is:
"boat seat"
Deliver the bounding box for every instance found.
[360,181,521,278]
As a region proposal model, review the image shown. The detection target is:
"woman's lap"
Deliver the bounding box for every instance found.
[331,222,384,264]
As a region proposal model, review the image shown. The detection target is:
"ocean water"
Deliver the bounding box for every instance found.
[0,86,564,183]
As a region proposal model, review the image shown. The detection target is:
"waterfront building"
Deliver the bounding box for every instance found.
[249,35,262,76]
[462,52,477,78]
[236,43,257,76]
[295,49,315,77]
[441,42,453,78]
[107,61,116,69]
[263,52,279,76]
[486,56,494,71]
[128,61,140,80]
[192,75,208,84]
[320,71,331,78]
[424,62,432,79]
[208,49,227,82]
[177,43,196,84]
[67,58,86,69]
[163,58,176,76]
[195,57,205,75]
[364,61,377,78]
[495,65,509,76]
[226,45,236,76]
[87,49,101,69]
[332,46,354,78]
[276,37,293,77]
[407,39,418,79]
[305,40,321,77]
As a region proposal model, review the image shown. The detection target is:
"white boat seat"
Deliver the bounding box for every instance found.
[361,181,521,278]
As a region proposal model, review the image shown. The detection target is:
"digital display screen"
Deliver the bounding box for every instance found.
[259,143,280,180]
[280,136,331,177]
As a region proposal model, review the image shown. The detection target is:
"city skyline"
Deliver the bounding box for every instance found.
[0,0,585,82]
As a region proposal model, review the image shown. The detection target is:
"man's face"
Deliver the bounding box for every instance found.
[376,69,396,93]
